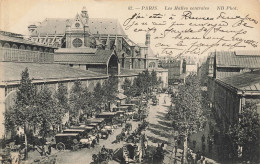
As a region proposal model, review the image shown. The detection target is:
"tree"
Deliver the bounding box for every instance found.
[132,77,142,96]
[93,82,105,112]
[151,70,158,88]
[122,78,131,91]
[103,76,118,106]
[34,86,56,152]
[143,69,151,93]
[170,73,206,164]
[54,83,69,131]
[4,68,36,160]
[123,78,133,101]
[55,83,69,112]
[81,87,94,118]
[69,80,84,123]
[227,101,260,162]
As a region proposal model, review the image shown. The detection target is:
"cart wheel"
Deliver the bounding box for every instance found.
[56,142,65,151]
[72,145,79,151]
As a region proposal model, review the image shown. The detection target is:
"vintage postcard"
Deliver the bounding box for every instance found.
[0,0,259,163]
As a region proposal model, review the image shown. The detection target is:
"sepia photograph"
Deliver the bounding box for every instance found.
[0,0,260,163]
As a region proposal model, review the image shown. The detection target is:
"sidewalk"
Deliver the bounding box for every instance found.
[163,129,220,164]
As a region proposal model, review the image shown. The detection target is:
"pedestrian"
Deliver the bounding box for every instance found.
[195,150,201,162]
[161,143,164,149]
[201,134,205,143]
[174,144,178,157]
[91,141,95,148]
[48,145,51,155]
[97,134,99,143]
[193,140,197,149]
[202,143,206,154]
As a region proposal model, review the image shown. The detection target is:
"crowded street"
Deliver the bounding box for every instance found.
[1,2,259,164]
[51,93,172,164]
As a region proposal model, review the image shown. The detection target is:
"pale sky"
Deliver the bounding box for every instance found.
[1,0,260,57]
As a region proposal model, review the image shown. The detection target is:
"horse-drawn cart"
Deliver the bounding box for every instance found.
[55,133,81,151]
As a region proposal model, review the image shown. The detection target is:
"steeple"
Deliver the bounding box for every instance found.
[81,6,89,25]
[106,35,110,50]
[145,31,151,46]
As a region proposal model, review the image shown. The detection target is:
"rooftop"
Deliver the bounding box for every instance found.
[217,70,260,92]
[30,18,126,36]
[55,47,97,54]
[215,51,260,68]
[0,62,107,86]
[0,32,55,49]
[54,49,115,64]
[118,68,144,77]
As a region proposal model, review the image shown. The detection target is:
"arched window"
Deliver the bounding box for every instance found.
[26,46,31,61]
[4,43,10,48]
[12,44,18,49]
[4,43,11,61]
[149,62,156,68]
[26,46,31,50]
[19,45,25,50]
[72,38,83,48]
[11,44,18,61]
[19,45,26,61]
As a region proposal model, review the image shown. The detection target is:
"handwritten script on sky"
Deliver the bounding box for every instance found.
[122,8,259,58]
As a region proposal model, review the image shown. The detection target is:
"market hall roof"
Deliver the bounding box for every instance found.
[0,62,108,86]
[0,31,55,49]
[30,18,126,36]
[216,70,260,93]
[215,51,260,69]
[54,48,117,65]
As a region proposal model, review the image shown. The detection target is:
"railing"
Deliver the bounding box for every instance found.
[0,47,54,63]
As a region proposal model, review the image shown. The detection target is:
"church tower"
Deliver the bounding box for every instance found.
[145,32,151,46]
[81,6,89,32]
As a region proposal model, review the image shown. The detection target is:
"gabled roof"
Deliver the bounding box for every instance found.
[31,18,69,36]
[0,62,107,86]
[217,70,260,92]
[89,18,125,35]
[54,49,115,65]
[215,51,260,68]
[31,18,126,36]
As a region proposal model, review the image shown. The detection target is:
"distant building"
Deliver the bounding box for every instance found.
[160,57,197,84]
[0,30,110,139]
[28,7,161,72]
[207,51,260,79]
[0,30,55,63]
[28,7,168,87]
[209,70,260,129]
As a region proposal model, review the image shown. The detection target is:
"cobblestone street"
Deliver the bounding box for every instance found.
[54,120,140,164]
[52,93,172,164]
